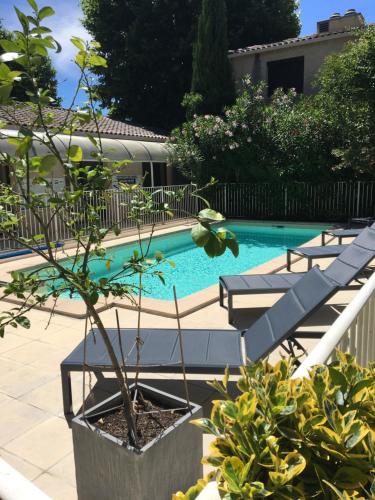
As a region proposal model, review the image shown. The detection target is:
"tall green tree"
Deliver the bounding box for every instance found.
[228,0,300,50]
[315,26,375,174]
[81,0,299,129]
[0,19,60,105]
[191,0,234,115]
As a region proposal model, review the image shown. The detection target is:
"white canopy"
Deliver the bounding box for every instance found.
[0,129,168,163]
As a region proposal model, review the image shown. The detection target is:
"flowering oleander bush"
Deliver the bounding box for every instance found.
[169,27,375,185]
[168,78,339,185]
[174,352,375,499]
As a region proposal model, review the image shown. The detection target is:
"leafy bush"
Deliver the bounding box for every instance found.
[169,27,375,184]
[175,352,375,499]
[315,25,375,175]
[168,79,340,185]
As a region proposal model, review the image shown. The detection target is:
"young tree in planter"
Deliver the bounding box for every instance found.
[191,0,235,115]
[0,0,238,457]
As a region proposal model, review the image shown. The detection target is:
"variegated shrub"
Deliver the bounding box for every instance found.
[174,352,375,499]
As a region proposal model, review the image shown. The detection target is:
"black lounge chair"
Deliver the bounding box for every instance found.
[322,228,363,246]
[220,225,375,323]
[61,266,338,422]
[287,244,348,271]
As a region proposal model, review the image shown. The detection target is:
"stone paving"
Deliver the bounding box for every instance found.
[0,246,358,499]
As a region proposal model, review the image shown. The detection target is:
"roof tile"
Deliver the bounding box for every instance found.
[229,25,372,56]
[0,104,167,141]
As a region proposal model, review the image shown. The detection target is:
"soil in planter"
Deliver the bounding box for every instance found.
[94,394,185,449]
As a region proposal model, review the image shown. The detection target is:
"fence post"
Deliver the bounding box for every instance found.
[224,184,227,215]
[356,182,361,217]
[284,185,288,218]
[161,186,165,224]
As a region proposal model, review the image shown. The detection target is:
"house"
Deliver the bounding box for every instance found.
[0,104,181,191]
[229,9,369,97]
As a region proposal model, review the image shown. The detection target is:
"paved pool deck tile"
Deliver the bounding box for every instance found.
[0,230,363,498]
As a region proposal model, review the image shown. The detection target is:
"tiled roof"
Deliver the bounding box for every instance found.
[0,104,167,142]
[229,25,371,56]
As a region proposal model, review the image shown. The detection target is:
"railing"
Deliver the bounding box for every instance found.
[293,271,375,379]
[206,181,375,222]
[198,274,375,500]
[0,184,196,252]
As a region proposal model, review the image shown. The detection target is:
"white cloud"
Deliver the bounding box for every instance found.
[4,1,93,106]
[48,13,91,75]
[5,0,91,75]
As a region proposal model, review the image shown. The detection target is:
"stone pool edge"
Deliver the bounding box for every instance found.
[0,222,330,319]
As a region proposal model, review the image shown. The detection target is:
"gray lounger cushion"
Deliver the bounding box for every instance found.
[324,228,362,237]
[220,273,305,294]
[244,266,338,361]
[289,244,347,257]
[63,268,337,372]
[64,328,243,373]
[220,225,375,296]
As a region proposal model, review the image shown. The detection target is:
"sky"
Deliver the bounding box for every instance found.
[1,0,375,110]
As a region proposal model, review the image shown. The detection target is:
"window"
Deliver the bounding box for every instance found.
[267,56,304,97]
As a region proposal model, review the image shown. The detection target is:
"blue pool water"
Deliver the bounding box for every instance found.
[38,222,326,300]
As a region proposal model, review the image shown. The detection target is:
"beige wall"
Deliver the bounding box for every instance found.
[230,33,354,95]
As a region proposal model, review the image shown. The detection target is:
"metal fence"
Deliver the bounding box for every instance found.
[2,181,375,252]
[0,184,197,252]
[206,181,375,222]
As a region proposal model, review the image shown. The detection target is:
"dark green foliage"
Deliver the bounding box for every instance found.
[81,0,201,130]
[168,80,340,185]
[0,19,60,105]
[169,27,375,184]
[315,26,375,175]
[227,0,300,50]
[191,0,234,115]
[80,0,300,129]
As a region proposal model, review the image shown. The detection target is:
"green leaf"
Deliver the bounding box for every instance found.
[67,145,83,162]
[40,155,59,174]
[221,457,244,494]
[198,208,225,222]
[27,0,38,10]
[15,316,31,329]
[70,36,86,51]
[204,235,226,258]
[344,421,369,449]
[14,7,30,32]
[226,238,239,258]
[333,466,370,489]
[191,223,210,247]
[190,418,220,436]
[0,40,19,52]
[89,54,107,68]
[89,291,99,305]
[38,6,55,20]
[0,85,12,103]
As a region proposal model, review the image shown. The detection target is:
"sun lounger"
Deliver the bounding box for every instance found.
[61,266,338,422]
[287,244,348,271]
[322,228,362,245]
[220,225,375,323]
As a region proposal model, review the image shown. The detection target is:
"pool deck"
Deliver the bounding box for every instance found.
[0,220,328,319]
[0,224,359,499]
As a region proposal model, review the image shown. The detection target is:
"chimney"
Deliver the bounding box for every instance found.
[317,10,365,34]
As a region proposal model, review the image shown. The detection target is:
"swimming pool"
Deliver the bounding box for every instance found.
[37,222,327,300]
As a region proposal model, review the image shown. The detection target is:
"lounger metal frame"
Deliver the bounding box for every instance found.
[61,267,338,422]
